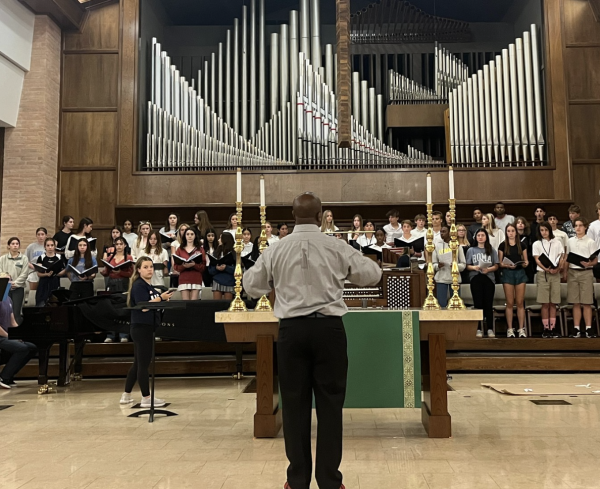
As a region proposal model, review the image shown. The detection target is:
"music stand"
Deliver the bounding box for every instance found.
[126,301,184,423]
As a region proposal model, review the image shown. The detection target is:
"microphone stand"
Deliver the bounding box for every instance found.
[126,301,183,423]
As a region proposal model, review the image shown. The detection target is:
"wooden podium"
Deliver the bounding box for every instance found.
[215,311,281,438]
[419,310,481,438]
[216,308,481,439]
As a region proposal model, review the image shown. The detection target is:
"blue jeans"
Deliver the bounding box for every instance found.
[0,337,37,382]
[436,283,452,308]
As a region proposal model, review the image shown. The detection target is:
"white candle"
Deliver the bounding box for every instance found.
[260,176,265,206]
[426,173,432,204]
[449,166,455,200]
[236,168,242,202]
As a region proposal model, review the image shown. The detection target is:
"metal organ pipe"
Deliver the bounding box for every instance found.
[530,24,545,161]
[299,0,310,60]
[270,33,279,118]
[289,10,299,165]
[516,38,528,162]
[241,5,248,139]
[233,19,239,134]
[225,31,231,126]
[250,0,257,136]
[258,0,266,128]
[310,0,321,69]
[280,24,289,162]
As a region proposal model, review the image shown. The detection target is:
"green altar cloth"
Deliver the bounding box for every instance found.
[343,310,421,408]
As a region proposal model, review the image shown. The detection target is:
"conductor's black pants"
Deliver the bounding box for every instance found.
[277,315,348,489]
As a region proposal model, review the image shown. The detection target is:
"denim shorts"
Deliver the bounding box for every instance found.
[501,267,528,286]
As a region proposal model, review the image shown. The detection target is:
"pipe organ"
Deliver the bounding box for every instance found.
[145,0,446,172]
[449,25,546,167]
[143,1,546,172]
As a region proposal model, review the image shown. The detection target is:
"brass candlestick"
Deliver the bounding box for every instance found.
[255,205,273,311]
[423,203,441,310]
[228,201,247,312]
[447,198,466,310]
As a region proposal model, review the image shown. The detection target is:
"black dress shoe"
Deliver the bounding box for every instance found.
[586,329,597,338]
[542,330,551,338]
[570,330,581,338]
[551,331,562,338]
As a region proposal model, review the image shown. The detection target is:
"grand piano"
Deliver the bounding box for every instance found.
[11,294,241,393]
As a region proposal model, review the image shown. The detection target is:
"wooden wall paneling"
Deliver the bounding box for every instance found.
[118,0,140,203]
[61,112,118,168]
[564,0,600,45]
[571,165,600,219]
[62,54,119,108]
[59,171,117,226]
[544,0,572,201]
[116,169,560,207]
[568,105,600,160]
[565,47,600,100]
[63,2,120,51]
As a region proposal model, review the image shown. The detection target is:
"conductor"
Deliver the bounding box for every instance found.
[244,192,382,489]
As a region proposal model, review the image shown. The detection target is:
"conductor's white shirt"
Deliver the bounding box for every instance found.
[243,224,383,319]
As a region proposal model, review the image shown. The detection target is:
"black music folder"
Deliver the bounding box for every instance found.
[159,231,176,244]
[538,253,561,270]
[33,259,66,275]
[173,253,204,265]
[362,246,383,261]
[68,264,98,277]
[394,236,425,253]
[153,263,165,271]
[241,254,256,269]
[207,252,236,267]
[101,259,134,271]
[566,249,600,268]
[68,237,97,252]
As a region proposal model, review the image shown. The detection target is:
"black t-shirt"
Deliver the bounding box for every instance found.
[499,241,525,268]
[130,278,161,325]
[53,230,72,250]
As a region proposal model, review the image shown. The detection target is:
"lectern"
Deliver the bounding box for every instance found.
[217,308,481,438]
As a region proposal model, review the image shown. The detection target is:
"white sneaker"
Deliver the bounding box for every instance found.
[120,392,134,404]
[487,329,495,338]
[0,379,12,389]
[476,329,483,338]
[104,338,113,343]
[141,396,166,408]
[518,328,527,338]
[507,328,515,338]
[120,337,129,343]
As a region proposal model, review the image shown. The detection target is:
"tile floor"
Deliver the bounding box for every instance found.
[0,373,599,488]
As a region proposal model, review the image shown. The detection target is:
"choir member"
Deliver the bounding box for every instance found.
[0,238,29,325]
[132,221,152,260]
[498,223,529,338]
[433,225,466,308]
[209,232,235,300]
[65,218,96,260]
[35,237,66,307]
[532,222,564,338]
[562,204,580,238]
[120,257,172,407]
[547,214,568,250]
[347,214,363,241]
[122,219,138,249]
[457,224,471,284]
[67,238,97,300]
[564,218,598,338]
[242,228,254,256]
[140,231,169,287]
[278,223,290,239]
[493,202,515,232]
[357,220,376,248]
[53,215,74,252]
[481,213,505,251]
[466,229,499,338]
[467,207,484,244]
[224,213,238,237]
[174,227,205,301]
[411,214,427,239]
[320,210,339,234]
[25,227,47,291]
[266,221,279,244]
[383,209,402,244]
[193,210,213,240]
[159,213,179,250]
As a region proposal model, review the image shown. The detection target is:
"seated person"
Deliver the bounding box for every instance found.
[0,276,37,389]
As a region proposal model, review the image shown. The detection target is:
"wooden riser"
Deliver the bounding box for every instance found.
[17,357,257,379]
[448,354,600,371]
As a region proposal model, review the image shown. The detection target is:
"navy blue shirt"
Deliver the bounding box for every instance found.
[130,278,161,325]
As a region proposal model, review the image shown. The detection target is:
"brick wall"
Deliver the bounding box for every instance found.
[0,15,61,247]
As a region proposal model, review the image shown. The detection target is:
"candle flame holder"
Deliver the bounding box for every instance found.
[228,201,247,312]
